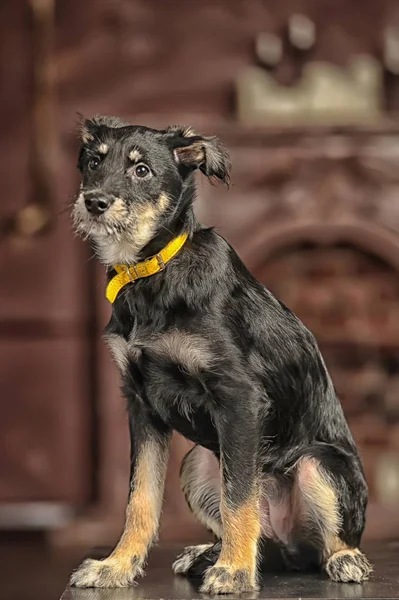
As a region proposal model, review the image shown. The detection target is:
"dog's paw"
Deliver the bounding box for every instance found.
[200,565,259,595]
[172,543,214,575]
[326,549,373,583]
[70,557,143,588]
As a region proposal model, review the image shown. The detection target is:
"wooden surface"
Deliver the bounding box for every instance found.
[0,531,81,600]
[61,542,399,600]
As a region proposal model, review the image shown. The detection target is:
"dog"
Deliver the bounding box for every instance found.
[70,115,372,594]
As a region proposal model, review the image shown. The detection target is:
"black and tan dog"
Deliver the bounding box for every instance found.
[70,115,372,594]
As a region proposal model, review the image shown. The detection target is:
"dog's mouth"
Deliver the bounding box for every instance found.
[72,192,130,240]
[72,191,165,266]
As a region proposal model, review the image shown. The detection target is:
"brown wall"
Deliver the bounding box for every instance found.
[2,0,399,542]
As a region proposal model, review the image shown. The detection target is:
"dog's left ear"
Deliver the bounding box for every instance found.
[167,126,231,185]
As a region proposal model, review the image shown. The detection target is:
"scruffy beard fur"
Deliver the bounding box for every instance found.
[72,191,163,265]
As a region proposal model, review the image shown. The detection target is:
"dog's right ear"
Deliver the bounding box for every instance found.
[77,114,128,144]
[77,115,97,145]
[166,126,231,185]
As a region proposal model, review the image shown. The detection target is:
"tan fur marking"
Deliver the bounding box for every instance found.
[182,126,197,138]
[332,547,359,558]
[98,143,108,154]
[79,122,94,144]
[129,149,142,162]
[175,144,204,166]
[158,192,170,211]
[329,538,350,554]
[103,334,129,372]
[134,204,158,250]
[219,493,261,571]
[109,438,170,564]
[167,125,197,138]
[95,201,160,265]
[294,457,341,553]
[149,330,213,375]
[106,198,128,219]
[82,132,93,144]
[70,437,170,587]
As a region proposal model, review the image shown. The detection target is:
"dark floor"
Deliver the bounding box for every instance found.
[0,532,84,600]
[2,533,399,600]
[63,542,399,600]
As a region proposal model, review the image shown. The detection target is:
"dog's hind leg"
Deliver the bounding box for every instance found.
[173,541,223,578]
[173,446,288,578]
[172,445,222,576]
[180,445,222,537]
[291,445,373,583]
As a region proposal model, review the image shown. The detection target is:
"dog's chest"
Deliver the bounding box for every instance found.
[104,326,219,450]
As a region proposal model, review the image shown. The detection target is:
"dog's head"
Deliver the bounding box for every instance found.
[72,115,230,263]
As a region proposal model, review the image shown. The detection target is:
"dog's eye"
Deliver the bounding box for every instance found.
[88,156,101,170]
[134,164,150,178]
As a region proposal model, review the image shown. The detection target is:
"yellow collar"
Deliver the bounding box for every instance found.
[105,232,189,303]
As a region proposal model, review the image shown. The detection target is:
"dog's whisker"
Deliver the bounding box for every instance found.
[57,202,75,218]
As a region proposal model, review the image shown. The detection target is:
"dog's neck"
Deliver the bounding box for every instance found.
[138,205,198,260]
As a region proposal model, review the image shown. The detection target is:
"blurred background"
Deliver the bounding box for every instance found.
[2,0,399,598]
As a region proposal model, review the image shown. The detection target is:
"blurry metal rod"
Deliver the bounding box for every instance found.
[19,0,57,237]
[1,0,57,240]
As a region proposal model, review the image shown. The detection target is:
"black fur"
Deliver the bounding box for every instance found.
[71,116,370,591]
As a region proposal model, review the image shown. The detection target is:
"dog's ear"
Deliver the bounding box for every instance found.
[77,114,128,144]
[167,126,231,185]
[77,115,96,144]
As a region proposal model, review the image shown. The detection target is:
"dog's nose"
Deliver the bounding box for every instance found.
[84,196,110,216]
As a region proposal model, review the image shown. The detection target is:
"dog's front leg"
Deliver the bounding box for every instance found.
[201,406,261,595]
[71,405,171,588]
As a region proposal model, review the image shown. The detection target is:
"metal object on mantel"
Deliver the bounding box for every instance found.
[288,14,316,51]
[237,53,383,126]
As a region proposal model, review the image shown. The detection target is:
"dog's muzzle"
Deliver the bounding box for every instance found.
[84,192,113,216]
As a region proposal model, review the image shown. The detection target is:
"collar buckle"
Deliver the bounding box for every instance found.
[125,265,138,281]
[156,253,165,270]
